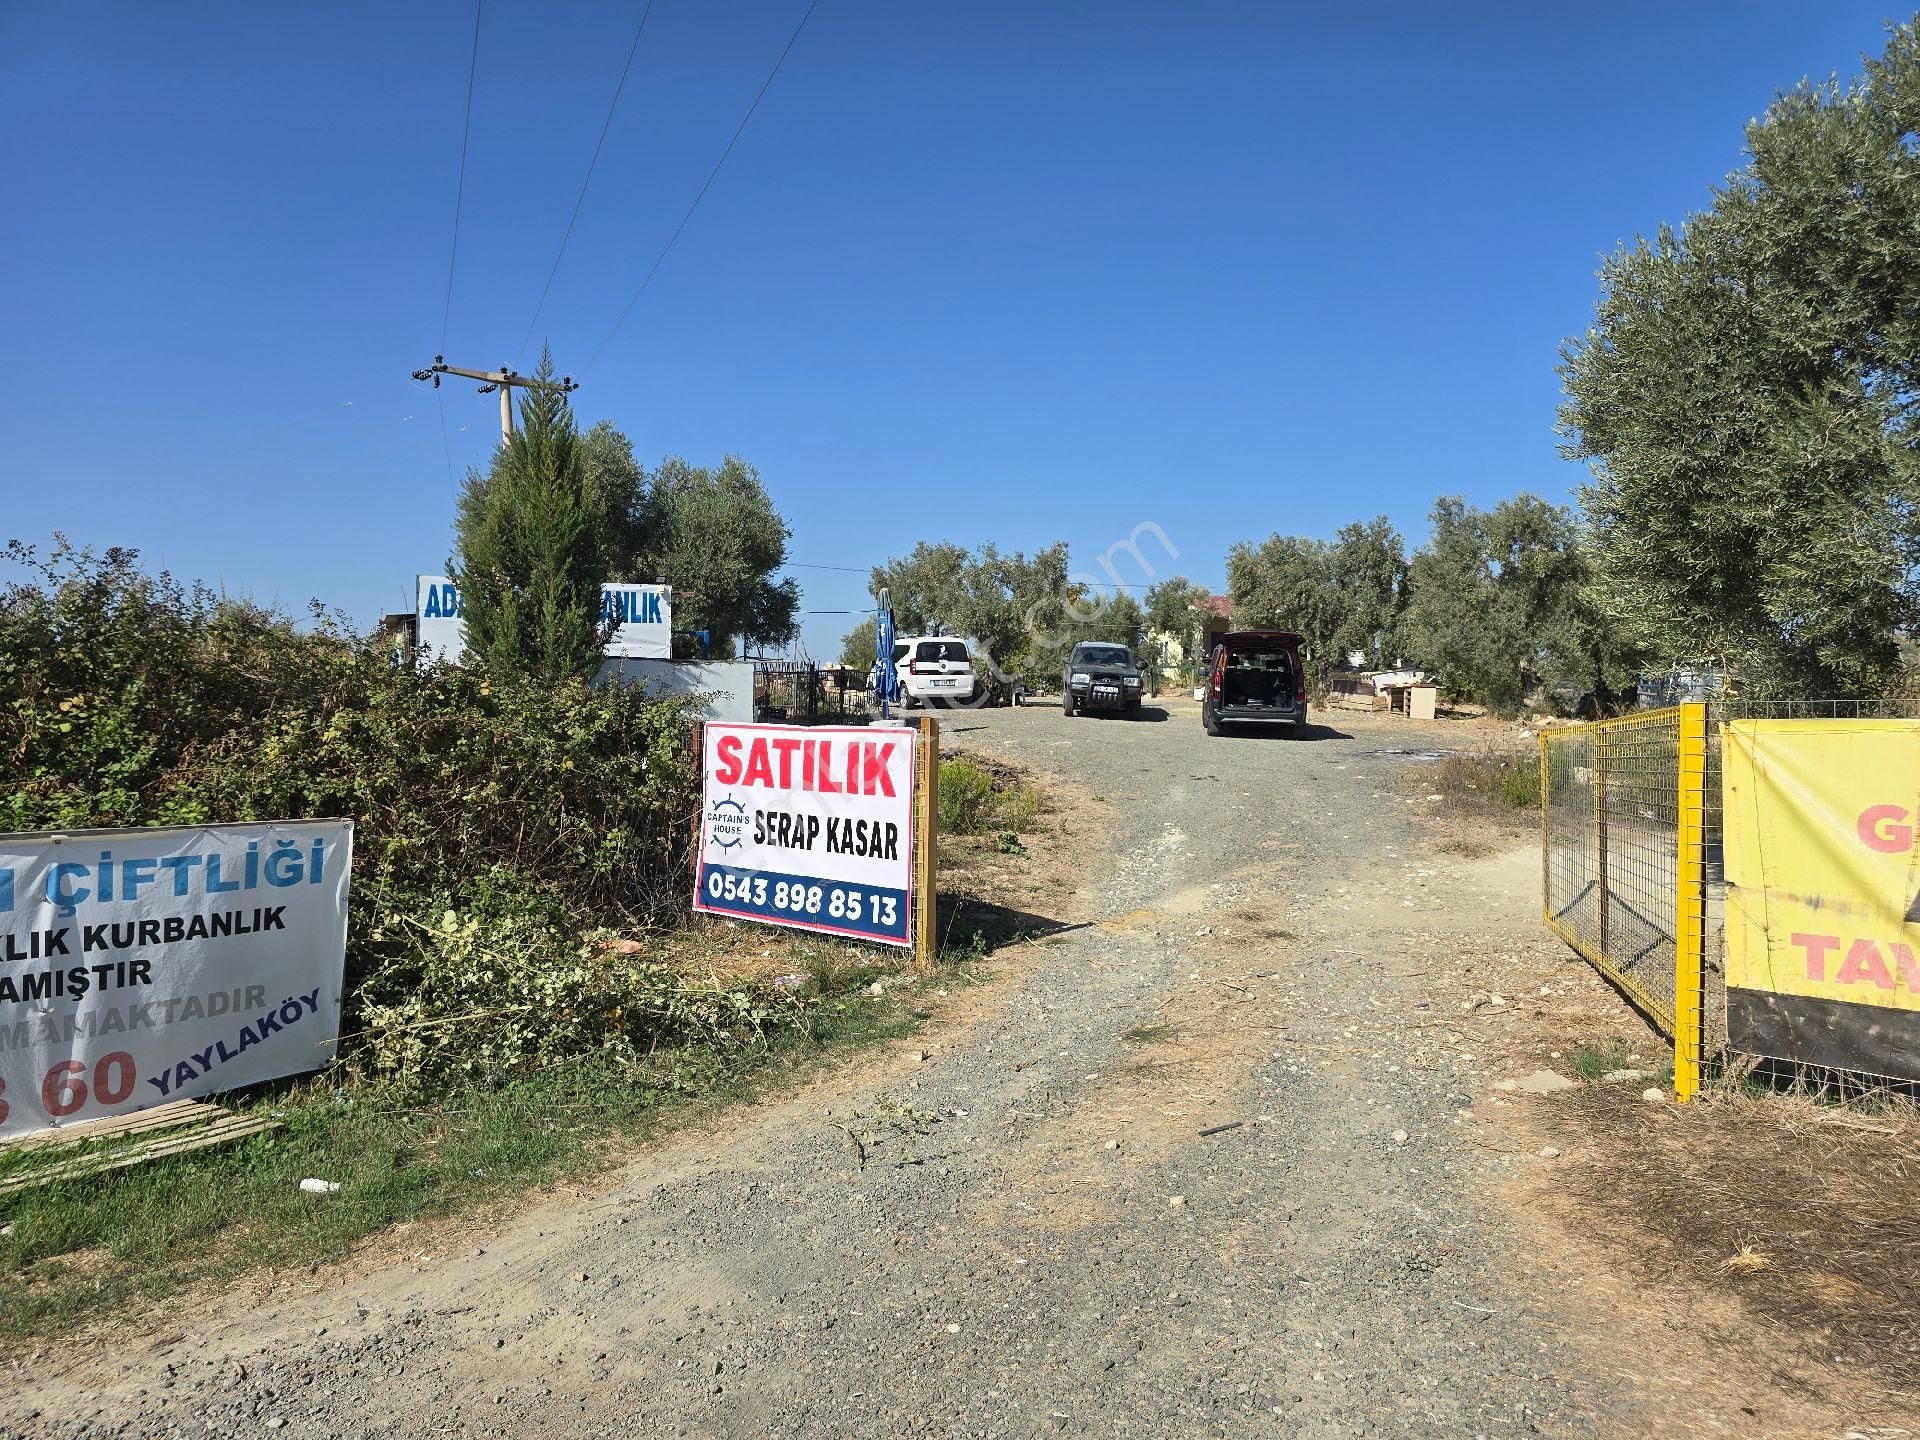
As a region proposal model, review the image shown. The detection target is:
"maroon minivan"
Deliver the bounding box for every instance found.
[1202,630,1306,737]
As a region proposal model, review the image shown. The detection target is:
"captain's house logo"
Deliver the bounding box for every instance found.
[707,796,748,850]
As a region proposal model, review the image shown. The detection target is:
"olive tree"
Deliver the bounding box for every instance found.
[1560,21,1920,694]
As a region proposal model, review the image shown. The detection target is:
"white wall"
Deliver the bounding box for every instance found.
[597,659,754,723]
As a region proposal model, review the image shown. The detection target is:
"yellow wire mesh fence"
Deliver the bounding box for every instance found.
[1541,699,1920,1099]
[1541,704,1712,1098]
[1543,708,1682,1031]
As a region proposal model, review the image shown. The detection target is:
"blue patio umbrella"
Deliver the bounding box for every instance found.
[876,588,898,718]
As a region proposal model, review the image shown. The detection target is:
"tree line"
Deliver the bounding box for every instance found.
[834,497,1632,714]
[1219,499,1629,713]
[836,540,1149,687]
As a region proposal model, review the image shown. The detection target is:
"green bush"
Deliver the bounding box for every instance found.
[937,755,1042,836]
[1491,760,1539,809]
[938,757,997,834]
[0,538,740,1083]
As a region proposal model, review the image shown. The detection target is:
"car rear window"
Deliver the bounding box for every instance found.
[1226,646,1294,670]
[915,640,970,663]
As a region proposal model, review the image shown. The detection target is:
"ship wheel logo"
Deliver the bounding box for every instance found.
[708,796,747,850]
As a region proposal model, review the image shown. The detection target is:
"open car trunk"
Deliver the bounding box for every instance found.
[1222,648,1296,710]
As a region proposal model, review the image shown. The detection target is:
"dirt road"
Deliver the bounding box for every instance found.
[14,703,1682,1437]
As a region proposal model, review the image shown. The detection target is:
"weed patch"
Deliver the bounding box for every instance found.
[1412,747,1540,855]
[1428,748,1538,811]
[1566,1035,1670,1086]
[939,755,1043,836]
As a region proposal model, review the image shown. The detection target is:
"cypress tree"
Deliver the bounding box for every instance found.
[451,349,607,679]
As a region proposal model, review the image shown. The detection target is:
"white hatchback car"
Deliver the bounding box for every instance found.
[895,636,980,706]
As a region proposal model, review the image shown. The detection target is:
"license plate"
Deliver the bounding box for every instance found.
[933,678,955,687]
[1095,686,1119,700]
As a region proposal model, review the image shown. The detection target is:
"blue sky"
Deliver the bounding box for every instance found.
[1,1,1905,659]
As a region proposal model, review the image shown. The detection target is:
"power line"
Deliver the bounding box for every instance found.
[440,0,484,349]
[513,0,657,364]
[584,0,820,373]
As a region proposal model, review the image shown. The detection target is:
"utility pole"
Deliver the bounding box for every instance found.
[410,356,579,444]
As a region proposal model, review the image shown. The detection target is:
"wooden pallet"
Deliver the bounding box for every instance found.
[0,1099,280,1195]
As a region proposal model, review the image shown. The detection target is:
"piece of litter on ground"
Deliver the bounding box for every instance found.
[298,1178,340,1196]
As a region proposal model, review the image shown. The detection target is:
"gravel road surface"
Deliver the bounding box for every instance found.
[9,701,1641,1439]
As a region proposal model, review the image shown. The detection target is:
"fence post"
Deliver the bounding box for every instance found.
[913,715,941,973]
[1593,727,1610,956]
[1674,701,1709,1102]
[1538,731,1550,924]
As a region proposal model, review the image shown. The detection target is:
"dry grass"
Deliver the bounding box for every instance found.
[1406,747,1539,858]
[1718,1245,1773,1274]
[1538,1084,1920,1392]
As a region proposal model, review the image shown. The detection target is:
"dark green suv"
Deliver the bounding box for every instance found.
[1063,642,1143,717]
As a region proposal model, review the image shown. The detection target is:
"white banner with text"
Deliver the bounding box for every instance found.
[415,575,671,663]
[0,821,352,1137]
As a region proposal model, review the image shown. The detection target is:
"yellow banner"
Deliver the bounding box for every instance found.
[1724,719,1920,1012]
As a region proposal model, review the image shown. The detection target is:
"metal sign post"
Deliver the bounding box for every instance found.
[877,587,899,721]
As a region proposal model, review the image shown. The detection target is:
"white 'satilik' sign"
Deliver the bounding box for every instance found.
[693,723,915,947]
[0,821,352,1138]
